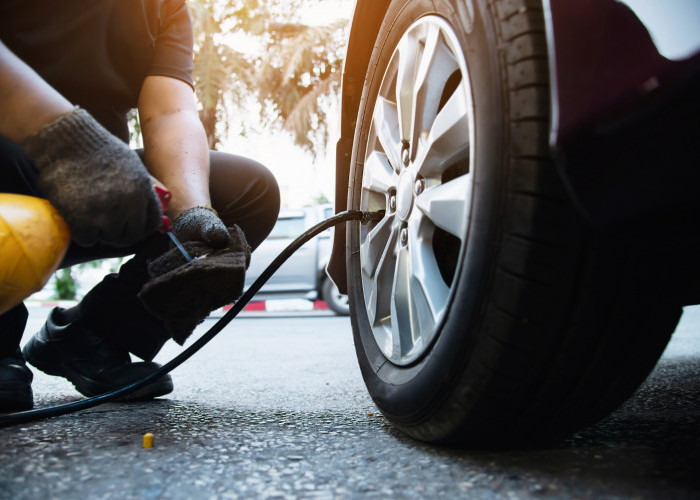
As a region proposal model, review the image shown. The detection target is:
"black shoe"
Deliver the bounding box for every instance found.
[0,349,33,412]
[22,308,173,401]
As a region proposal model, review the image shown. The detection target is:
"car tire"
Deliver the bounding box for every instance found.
[346,0,681,446]
[322,277,350,316]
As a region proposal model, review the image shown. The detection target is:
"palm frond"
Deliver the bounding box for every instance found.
[187,0,350,154]
[283,71,341,154]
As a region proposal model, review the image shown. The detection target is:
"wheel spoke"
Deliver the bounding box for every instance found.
[363,151,395,195]
[372,97,402,171]
[390,243,415,359]
[395,29,422,144]
[411,25,459,160]
[366,223,397,331]
[415,174,471,238]
[406,217,449,328]
[414,85,470,179]
[360,216,394,279]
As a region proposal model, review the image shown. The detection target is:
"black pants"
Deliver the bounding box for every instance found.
[0,137,280,360]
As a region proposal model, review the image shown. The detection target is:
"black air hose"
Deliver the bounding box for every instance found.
[0,210,381,427]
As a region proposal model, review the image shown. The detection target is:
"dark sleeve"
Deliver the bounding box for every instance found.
[148,0,195,89]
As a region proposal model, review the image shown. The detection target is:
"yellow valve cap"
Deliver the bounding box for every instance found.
[0,194,71,315]
[143,433,154,448]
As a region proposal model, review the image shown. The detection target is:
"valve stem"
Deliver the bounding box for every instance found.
[361,210,385,223]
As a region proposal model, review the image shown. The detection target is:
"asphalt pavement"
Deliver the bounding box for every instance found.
[1,304,699,499]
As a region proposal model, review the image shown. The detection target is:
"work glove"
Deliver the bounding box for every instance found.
[171,206,232,248]
[138,223,251,344]
[22,107,162,247]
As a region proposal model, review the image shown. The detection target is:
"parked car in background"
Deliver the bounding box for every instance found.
[245,204,349,315]
[327,0,700,446]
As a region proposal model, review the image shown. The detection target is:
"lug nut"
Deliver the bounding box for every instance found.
[389,195,397,211]
[400,228,408,246]
[401,140,410,166]
[415,178,424,195]
[401,148,410,166]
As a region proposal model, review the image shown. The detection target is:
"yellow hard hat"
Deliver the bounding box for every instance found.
[0,194,71,315]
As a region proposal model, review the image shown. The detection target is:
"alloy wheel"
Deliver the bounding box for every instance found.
[359,16,475,365]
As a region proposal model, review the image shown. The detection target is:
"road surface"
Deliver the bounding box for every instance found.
[0,305,699,498]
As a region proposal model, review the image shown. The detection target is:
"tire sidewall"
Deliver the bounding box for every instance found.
[347,0,508,427]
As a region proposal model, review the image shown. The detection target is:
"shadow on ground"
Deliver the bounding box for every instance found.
[1,359,698,498]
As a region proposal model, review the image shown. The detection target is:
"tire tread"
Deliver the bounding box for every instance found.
[349,0,679,447]
[419,0,678,444]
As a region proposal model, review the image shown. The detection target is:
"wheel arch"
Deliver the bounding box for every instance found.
[328,0,393,294]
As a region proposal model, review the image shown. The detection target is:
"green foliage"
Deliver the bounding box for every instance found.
[127,109,142,148]
[52,259,125,301]
[256,20,346,155]
[54,268,76,300]
[311,192,330,205]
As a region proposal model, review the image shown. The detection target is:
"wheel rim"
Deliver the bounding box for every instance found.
[359,16,475,366]
[329,282,349,312]
[333,291,349,310]
[333,294,349,312]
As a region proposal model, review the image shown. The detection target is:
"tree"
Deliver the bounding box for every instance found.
[189,0,255,149]
[256,19,347,155]
[187,0,349,155]
[54,268,76,300]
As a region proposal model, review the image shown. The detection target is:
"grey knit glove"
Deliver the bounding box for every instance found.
[22,107,162,247]
[172,206,232,248]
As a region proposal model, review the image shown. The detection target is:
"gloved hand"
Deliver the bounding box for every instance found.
[22,107,162,247]
[171,206,232,248]
[138,224,251,344]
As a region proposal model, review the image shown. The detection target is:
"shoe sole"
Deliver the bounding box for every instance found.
[0,381,33,411]
[23,336,173,402]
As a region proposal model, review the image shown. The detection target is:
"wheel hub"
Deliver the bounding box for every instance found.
[396,170,415,221]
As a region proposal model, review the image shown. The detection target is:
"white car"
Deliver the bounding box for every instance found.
[244,204,349,315]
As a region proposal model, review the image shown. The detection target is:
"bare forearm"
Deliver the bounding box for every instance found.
[0,41,72,143]
[141,110,211,218]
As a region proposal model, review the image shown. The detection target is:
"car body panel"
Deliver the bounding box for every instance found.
[545,0,700,145]
[544,0,700,226]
